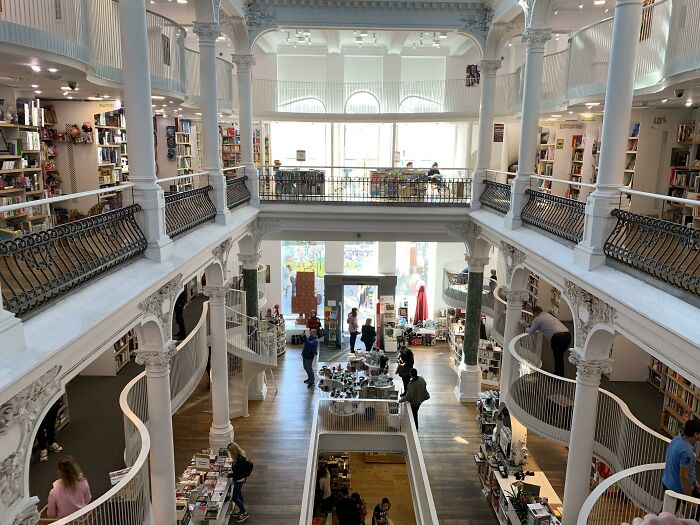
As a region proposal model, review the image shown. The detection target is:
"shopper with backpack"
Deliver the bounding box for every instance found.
[227,443,254,522]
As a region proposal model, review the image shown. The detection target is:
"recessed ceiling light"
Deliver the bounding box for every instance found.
[31,84,38,88]
[30,65,41,72]
[661,98,668,103]
[360,30,368,37]
[34,90,41,94]
[87,96,102,101]
[177,0,188,3]
[169,100,173,104]
[568,111,574,114]
[102,95,110,99]
[217,36,225,40]
[48,67,58,73]
[152,95,165,100]
[61,86,78,91]
[196,112,202,116]
[439,32,447,39]
[686,99,693,107]
[63,92,68,96]
[161,104,167,107]
[553,9,558,14]
[594,0,605,4]
[604,7,609,12]
[578,3,584,8]
[508,42,512,47]
[67,96,73,100]
[586,102,601,106]
[551,114,562,117]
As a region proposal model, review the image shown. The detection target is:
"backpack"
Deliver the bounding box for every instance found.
[237,457,254,479]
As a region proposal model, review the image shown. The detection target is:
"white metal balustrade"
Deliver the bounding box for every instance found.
[52,302,210,524]
[184,48,234,111]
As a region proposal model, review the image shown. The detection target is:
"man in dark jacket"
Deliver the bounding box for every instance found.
[335,487,360,525]
[396,346,415,392]
[302,329,318,388]
[400,368,430,429]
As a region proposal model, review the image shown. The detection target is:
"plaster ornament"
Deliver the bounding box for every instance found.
[522,27,552,49]
[244,3,277,34]
[135,342,178,373]
[138,274,183,341]
[248,218,282,252]
[569,352,613,386]
[193,21,221,42]
[212,238,234,270]
[500,241,526,284]
[563,280,616,348]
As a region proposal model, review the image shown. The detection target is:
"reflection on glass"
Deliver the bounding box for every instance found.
[344,241,379,274]
[281,241,325,316]
[395,242,435,321]
[343,284,378,341]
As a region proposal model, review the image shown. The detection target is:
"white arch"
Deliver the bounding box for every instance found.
[345,91,380,114]
[279,97,327,113]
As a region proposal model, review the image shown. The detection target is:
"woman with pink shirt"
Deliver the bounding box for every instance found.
[47,457,91,519]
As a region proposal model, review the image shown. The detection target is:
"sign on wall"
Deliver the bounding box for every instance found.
[296,150,306,162]
[556,139,565,150]
[493,123,504,143]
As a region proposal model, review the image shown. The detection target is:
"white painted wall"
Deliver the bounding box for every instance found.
[260,239,282,311]
[344,56,383,83]
[278,55,328,82]
[608,335,651,382]
[401,56,445,82]
[254,52,277,80]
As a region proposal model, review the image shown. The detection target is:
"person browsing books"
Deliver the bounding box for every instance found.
[521,306,571,377]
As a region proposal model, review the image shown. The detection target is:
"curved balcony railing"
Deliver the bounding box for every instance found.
[577,463,700,525]
[225,173,252,209]
[480,180,512,214]
[442,268,496,313]
[164,185,217,237]
[225,285,278,367]
[52,302,209,524]
[508,332,670,514]
[521,189,586,244]
[0,0,187,97]
[184,49,234,111]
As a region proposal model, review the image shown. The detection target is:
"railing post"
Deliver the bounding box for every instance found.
[505,28,551,230]
[0,280,25,355]
[118,0,172,262]
[232,53,259,205]
[500,289,529,403]
[203,286,234,449]
[562,352,613,525]
[471,59,502,209]
[194,21,231,225]
[135,341,178,525]
[574,0,644,270]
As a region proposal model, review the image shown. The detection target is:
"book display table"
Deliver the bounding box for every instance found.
[176,449,233,525]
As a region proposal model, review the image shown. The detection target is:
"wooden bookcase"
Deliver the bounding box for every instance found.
[567,134,584,200]
[624,123,640,190]
[82,330,138,376]
[647,356,700,436]
[665,122,700,228]
[536,129,555,194]
[174,118,194,192]
[94,108,128,208]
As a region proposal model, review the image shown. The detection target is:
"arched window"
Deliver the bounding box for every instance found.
[345,92,380,114]
[278,97,326,113]
[399,96,442,113]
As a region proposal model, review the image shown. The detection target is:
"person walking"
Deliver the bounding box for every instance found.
[360,318,376,352]
[522,306,571,377]
[302,329,319,388]
[46,457,91,519]
[335,487,360,525]
[227,443,254,522]
[37,400,64,463]
[307,311,323,338]
[662,420,700,502]
[396,346,415,392]
[352,492,368,525]
[372,498,391,525]
[400,368,431,429]
[347,308,360,353]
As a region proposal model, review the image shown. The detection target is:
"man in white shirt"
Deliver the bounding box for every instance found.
[522,306,571,376]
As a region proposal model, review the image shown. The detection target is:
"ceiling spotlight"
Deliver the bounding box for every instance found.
[34,90,41,94]
[30,65,41,72]
[31,84,38,88]
[360,30,368,37]
[508,42,512,47]
[48,67,58,73]
[578,4,584,8]
[661,98,668,103]
[67,96,73,100]
[686,99,693,107]
[553,9,559,14]
[169,100,173,104]
[161,104,167,107]
[63,92,68,96]
[568,111,574,114]
[604,7,609,12]
[152,95,165,100]
[102,95,110,99]
[439,32,447,39]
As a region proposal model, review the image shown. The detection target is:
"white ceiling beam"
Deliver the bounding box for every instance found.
[325,29,341,54]
[387,31,410,54]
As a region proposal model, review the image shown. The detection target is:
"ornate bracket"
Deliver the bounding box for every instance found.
[459,10,494,47]
[244,3,277,44]
[563,280,616,350]
[192,21,221,42]
[500,242,526,285]
[138,274,183,343]
[446,221,481,253]
[0,366,61,517]
[212,238,234,274]
[480,59,502,77]
[249,218,281,253]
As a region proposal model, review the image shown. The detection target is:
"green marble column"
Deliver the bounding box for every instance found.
[462,271,484,366]
[242,267,258,319]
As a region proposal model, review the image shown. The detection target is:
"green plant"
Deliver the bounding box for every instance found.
[505,486,530,524]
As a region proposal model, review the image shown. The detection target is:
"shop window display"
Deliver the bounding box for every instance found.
[344,242,379,274]
[281,241,325,316]
[395,242,435,322]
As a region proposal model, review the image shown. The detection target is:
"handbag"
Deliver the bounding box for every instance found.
[318,327,326,338]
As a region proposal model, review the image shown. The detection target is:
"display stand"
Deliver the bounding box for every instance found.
[478,340,503,386]
[448,322,464,366]
[324,303,341,348]
[379,300,398,356]
[176,448,233,525]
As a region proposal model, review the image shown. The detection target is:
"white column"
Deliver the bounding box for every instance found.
[194,21,230,225]
[574,0,644,270]
[203,286,234,449]
[117,0,172,262]
[232,54,258,203]
[500,289,529,403]
[562,353,612,525]
[135,344,178,525]
[505,28,551,230]
[471,59,502,209]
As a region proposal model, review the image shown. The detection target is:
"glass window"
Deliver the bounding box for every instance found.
[345,92,380,114]
[395,242,436,321]
[396,122,458,172]
[281,241,325,316]
[343,241,378,274]
[270,122,329,167]
[342,123,392,177]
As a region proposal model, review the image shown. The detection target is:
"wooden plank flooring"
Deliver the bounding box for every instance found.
[172,344,524,524]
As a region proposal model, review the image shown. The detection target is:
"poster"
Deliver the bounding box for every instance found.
[296,150,306,161]
[556,139,565,150]
[493,123,504,143]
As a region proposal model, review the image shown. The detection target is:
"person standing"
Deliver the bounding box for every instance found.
[360,318,376,352]
[317,465,333,516]
[307,311,322,334]
[302,329,319,388]
[400,368,431,430]
[662,420,700,500]
[46,457,91,519]
[396,346,415,392]
[352,492,368,525]
[347,308,360,353]
[522,306,571,377]
[372,498,391,525]
[173,290,187,341]
[227,443,254,522]
[37,400,64,463]
[335,487,360,525]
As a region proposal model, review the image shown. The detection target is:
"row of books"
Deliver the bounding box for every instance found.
[669,168,700,190]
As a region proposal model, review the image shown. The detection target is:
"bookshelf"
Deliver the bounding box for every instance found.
[623,123,640,190]
[567,134,584,200]
[591,139,600,185]
[647,356,700,437]
[55,392,70,432]
[478,340,502,386]
[94,109,128,199]
[665,123,700,228]
[536,129,555,194]
[221,125,241,168]
[448,322,464,367]
[550,287,561,317]
[174,118,194,192]
[82,330,138,376]
[381,301,398,355]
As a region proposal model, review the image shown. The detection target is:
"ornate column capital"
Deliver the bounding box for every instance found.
[500,242,526,283]
[212,238,233,274]
[138,274,183,343]
[563,280,616,349]
[193,21,221,42]
[238,252,261,271]
[480,59,503,77]
[232,53,256,72]
[569,351,613,387]
[135,341,177,374]
[203,285,229,303]
[466,257,490,274]
[522,28,552,51]
[244,3,277,39]
[505,289,530,309]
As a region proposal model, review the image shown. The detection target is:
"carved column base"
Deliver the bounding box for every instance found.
[454,364,482,403]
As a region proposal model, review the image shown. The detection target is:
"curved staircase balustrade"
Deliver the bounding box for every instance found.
[508,333,670,518]
[52,302,210,524]
[225,305,278,367]
[442,268,496,315]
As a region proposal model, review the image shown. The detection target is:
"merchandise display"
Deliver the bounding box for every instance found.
[317,360,397,399]
[176,448,233,525]
[478,340,503,386]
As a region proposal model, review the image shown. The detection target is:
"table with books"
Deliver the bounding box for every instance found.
[176,448,233,525]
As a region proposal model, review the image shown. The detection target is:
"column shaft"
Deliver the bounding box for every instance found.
[500,291,528,402]
[117,0,171,261]
[242,267,258,319]
[506,29,551,229]
[462,270,485,366]
[233,55,258,202]
[574,0,645,269]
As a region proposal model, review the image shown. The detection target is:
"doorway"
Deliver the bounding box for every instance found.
[343,284,378,341]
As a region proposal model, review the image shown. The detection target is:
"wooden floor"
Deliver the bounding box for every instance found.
[172,343,557,525]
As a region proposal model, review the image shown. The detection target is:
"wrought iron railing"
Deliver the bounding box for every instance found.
[521,189,586,243]
[226,175,252,209]
[479,180,511,214]
[0,205,146,317]
[604,209,700,297]
[164,186,216,237]
[259,171,471,205]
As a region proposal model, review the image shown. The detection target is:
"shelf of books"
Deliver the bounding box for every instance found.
[623,123,640,190]
[567,134,584,200]
[648,357,700,436]
[667,123,700,228]
[94,109,128,199]
[221,125,241,168]
[478,340,502,386]
[175,119,194,192]
[536,129,555,194]
[82,329,138,376]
